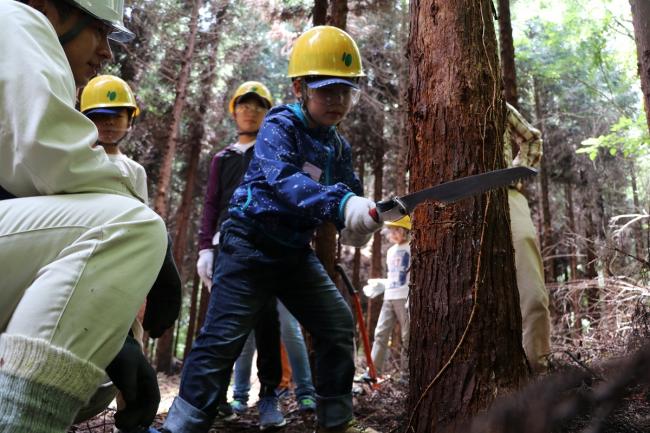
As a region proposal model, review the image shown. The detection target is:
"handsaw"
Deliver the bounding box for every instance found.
[370,166,537,222]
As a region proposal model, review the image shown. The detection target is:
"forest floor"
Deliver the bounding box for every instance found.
[70,277,650,433]
[69,356,407,433]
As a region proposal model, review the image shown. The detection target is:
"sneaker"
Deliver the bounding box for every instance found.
[315,420,379,433]
[297,395,316,412]
[230,399,248,414]
[258,396,287,430]
[216,401,238,422]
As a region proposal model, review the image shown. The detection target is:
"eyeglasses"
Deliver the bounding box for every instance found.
[234,103,268,114]
[307,85,361,106]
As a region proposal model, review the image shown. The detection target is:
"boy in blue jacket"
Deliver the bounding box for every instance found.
[161,26,382,433]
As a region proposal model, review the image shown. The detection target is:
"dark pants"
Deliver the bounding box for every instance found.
[163,219,355,433]
[211,247,282,402]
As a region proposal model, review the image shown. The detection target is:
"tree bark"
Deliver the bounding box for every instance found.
[313,0,328,26]
[406,1,528,431]
[630,0,650,133]
[368,148,384,341]
[153,0,201,219]
[498,0,519,110]
[156,9,221,373]
[329,0,348,29]
[630,160,645,260]
[564,183,579,280]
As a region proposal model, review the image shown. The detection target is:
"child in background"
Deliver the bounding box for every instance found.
[363,216,411,381]
[81,74,147,202]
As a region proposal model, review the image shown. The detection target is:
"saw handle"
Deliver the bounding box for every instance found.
[369,207,379,223]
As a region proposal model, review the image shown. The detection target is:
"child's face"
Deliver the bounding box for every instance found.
[89,109,131,144]
[38,2,113,87]
[233,96,268,134]
[293,80,357,127]
[387,227,407,244]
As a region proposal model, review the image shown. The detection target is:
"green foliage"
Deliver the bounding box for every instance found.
[578,113,650,160]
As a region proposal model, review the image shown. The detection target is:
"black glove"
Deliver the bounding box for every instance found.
[143,234,182,338]
[106,335,160,431]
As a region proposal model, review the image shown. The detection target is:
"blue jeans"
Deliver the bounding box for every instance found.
[232,301,316,403]
[277,300,316,399]
[163,219,354,433]
[232,333,255,403]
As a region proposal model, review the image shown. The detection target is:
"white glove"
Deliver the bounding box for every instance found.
[339,228,372,247]
[196,249,214,290]
[343,196,383,235]
[363,279,387,299]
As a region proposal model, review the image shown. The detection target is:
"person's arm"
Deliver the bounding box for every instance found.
[506,104,543,169]
[134,163,149,204]
[198,154,223,250]
[255,117,355,227]
[0,4,140,199]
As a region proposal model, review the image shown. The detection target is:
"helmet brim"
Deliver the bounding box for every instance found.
[107,24,135,43]
[84,107,125,116]
[306,77,359,90]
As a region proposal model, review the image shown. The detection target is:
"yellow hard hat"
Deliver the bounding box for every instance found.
[288,26,364,79]
[80,75,140,118]
[228,81,273,114]
[385,215,412,230]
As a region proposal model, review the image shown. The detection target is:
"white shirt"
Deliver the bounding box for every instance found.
[384,242,410,300]
[107,154,148,203]
[231,141,255,154]
[0,1,142,201]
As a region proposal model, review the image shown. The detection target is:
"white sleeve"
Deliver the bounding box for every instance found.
[0,3,140,200]
[134,163,149,204]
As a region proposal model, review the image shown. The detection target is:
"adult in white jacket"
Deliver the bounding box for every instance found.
[0,1,167,432]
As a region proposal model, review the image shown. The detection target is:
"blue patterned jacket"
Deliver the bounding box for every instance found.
[228,103,362,247]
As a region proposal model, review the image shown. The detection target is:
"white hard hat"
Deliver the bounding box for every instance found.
[67,0,134,42]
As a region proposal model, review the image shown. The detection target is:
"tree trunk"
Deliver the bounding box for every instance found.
[329,0,348,29]
[406,1,528,431]
[313,0,347,294]
[313,0,328,26]
[630,161,645,260]
[565,183,579,280]
[184,272,201,361]
[498,0,519,110]
[153,0,201,219]
[368,150,384,341]
[630,0,650,133]
[156,15,219,374]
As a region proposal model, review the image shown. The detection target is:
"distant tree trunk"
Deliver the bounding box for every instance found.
[533,79,555,282]
[368,149,384,341]
[406,1,528,431]
[630,161,645,260]
[352,159,365,290]
[630,0,650,133]
[156,18,218,374]
[498,0,519,110]
[313,0,328,26]
[153,0,201,219]
[329,0,348,29]
[564,183,579,280]
[183,272,201,361]
[313,0,347,288]
[395,3,410,198]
